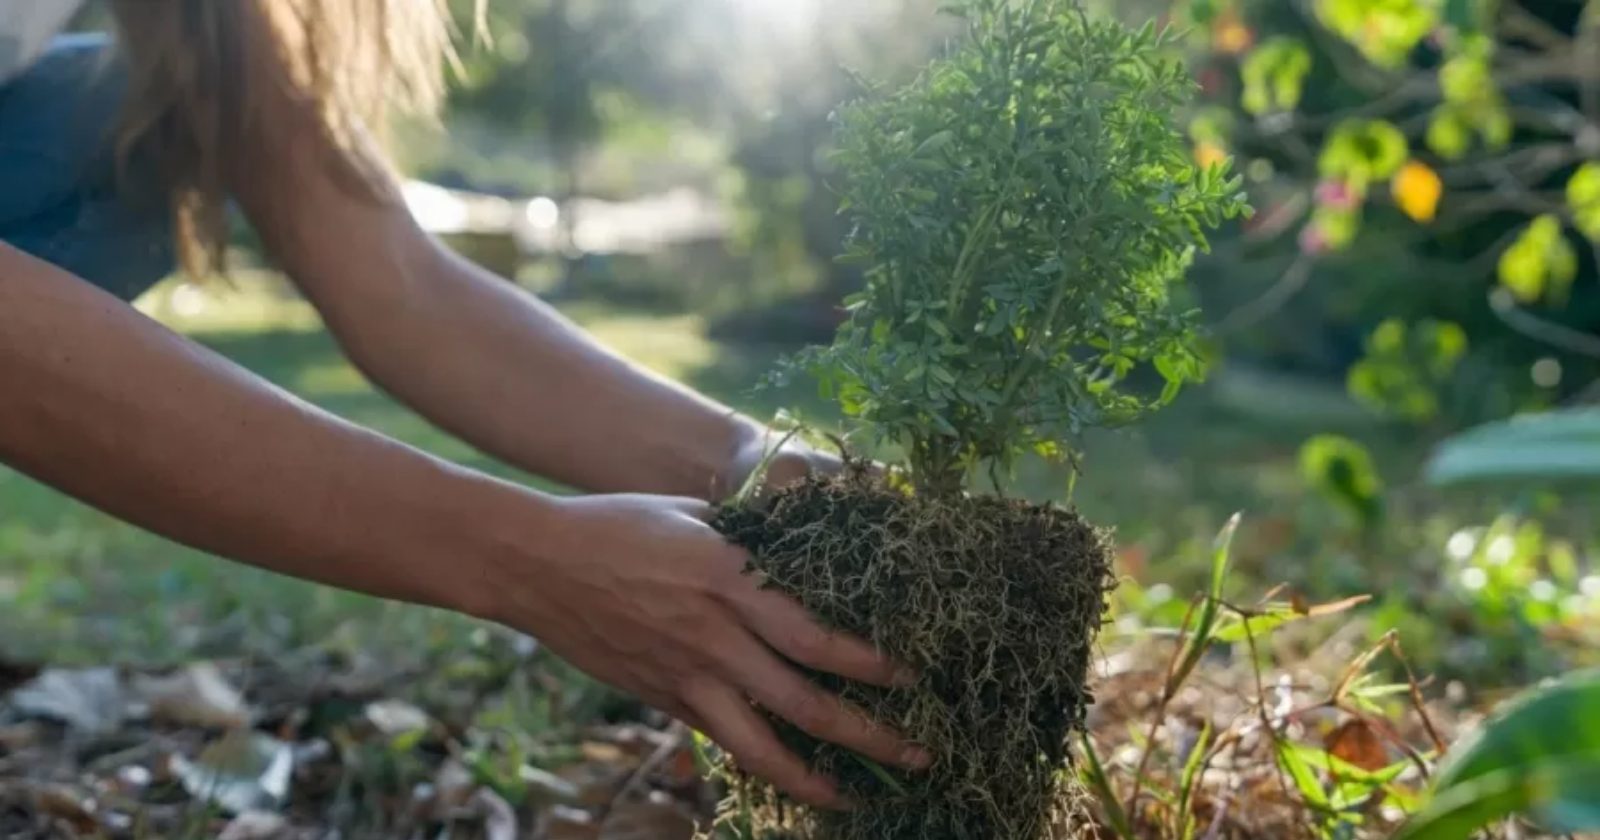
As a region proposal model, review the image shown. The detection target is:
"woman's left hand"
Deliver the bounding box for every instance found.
[725,429,849,501]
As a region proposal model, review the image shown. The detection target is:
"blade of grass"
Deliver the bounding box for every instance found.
[1081,734,1136,840]
[1170,513,1242,691]
[850,754,909,796]
[1177,722,1213,840]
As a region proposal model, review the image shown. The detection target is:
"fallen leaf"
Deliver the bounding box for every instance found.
[30,783,100,835]
[522,764,584,803]
[473,788,518,840]
[545,804,600,840]
[363,699,429,737]
[600,792,695,840]
[433,759,476,812]
[10,668,127,735]
[1326,719,1388,773]
[172,731,294,815]
[0,721,43,753]
[133,663,251,730]
[218,810,293,840]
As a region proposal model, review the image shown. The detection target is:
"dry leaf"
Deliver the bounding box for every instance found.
[472,788,518,840]
[363,699,429,737]
[30,783,100,835]
[172,731,294,815]
[545,805,600,840]
[1325,719,1388,772]
[522,764,583,803]
[218,810,294,840]
[10,668,127,735]
[599,793,695,840]
[133,663,251,730]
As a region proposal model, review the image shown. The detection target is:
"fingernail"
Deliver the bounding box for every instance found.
[902,745,934,769]
[892,666,919,687]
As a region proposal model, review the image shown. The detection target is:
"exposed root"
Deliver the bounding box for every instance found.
[712,470,1115,840]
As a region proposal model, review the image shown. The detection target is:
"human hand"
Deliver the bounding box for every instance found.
[493,492,928,808]
[726,427,881,501]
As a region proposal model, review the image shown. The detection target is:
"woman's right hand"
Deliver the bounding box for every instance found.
[486,492,929,809]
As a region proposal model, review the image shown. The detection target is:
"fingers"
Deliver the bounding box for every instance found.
[719,632,930,772]
[661,495,716,522]
[684,680,847,810]
[732,588,912,689]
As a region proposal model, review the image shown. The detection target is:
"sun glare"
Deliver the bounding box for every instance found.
[727,0,819,36]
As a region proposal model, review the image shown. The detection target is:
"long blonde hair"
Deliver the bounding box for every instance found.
[107,0,477,276]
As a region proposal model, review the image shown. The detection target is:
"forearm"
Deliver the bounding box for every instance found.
[0,244,540,617]
[322,243,764,499]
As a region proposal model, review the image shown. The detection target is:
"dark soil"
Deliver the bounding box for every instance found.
[712,470,1115,840]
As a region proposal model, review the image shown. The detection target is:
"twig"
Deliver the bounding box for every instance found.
[597,721,691,825]
[1212,255,1315,335]
[1122,595,1203,820]
[1388,637,1448,756]
[1503,1,1574,51]
[1242,615,1314,838]
[1489,288,1600,359]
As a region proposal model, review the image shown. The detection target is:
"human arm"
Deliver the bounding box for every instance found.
[231,69,819,499]
[0,243,921,807]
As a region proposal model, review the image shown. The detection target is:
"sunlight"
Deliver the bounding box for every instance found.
[727,0,819,36]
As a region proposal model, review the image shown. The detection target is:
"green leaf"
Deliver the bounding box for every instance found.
[1080,734,1136,840]
[1211,594,1371,643]
[1426,109,1472,160]
[1320,119,1410,184]
[1170,515,1240,690]
[1498,215,1576,304]
[1300,435,1384,526]
[1432,669,1600,791]
[1567,162,1600,241]
[911,130,955,158]
[1241,38,1312,115]
[1426,409,1600,486]
[1276,740,1331,810]
[1394,756,1600,839]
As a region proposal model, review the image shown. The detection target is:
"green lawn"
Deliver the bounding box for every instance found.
[0,273,1394,669]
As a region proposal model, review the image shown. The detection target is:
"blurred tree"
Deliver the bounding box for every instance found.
[1168,0,1600,430]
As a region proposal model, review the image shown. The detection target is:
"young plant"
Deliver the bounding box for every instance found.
[798,0,1249,495]
[715,2,1248,838]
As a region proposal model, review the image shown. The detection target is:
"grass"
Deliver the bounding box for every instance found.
[0,271,1537,679]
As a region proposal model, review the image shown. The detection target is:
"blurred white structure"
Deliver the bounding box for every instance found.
[402,180,727,258]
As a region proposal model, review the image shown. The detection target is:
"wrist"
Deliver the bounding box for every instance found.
[711,417,770,501]
[411,467,568,625]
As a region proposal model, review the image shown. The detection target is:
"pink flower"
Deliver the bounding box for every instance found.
[1299,223,1329,256]
[1315,179,1359,211]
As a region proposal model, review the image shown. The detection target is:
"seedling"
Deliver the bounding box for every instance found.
[714,2,1248,838]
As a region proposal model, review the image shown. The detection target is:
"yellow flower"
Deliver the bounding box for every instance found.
[1195,142,1229,169]
[1392,160,1443,223]
[1213,12,1255,56]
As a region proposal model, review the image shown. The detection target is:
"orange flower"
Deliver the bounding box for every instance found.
[1392,160,1443,223]
[1195,141,1229,169]
[1213,11,1255,55]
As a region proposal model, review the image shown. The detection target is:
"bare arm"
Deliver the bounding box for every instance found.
[0,242,918,806]
[0,242,513,618]
[234,87,784,500]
